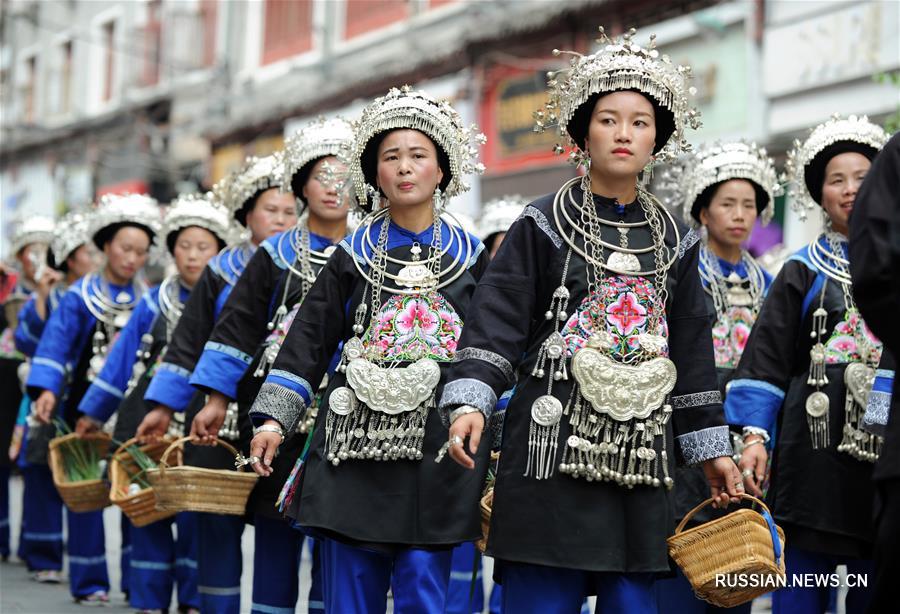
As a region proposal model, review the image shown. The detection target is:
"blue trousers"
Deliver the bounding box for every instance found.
[129,513,199,610]
[320,537,452,614]
[771,546,874,614]
[197,513,244,614]
[21,464,64,570]
[251,514,324,614]
[500,562,656,614]
[67,509,110,598]
[0,466,9,558]
[447,542,485,614]
[653,565,752,614]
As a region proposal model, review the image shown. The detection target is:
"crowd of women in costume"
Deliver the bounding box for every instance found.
[0,24,897,614]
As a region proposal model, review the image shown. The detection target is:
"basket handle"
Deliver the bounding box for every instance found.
[157,436,246,479]
[112,436,142,460]
[675,493,782,567]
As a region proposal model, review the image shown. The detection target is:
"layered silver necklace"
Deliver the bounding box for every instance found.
[81,271,146,382]
[805,232,882,461]
[525,175,681,488]
[698,245,766,319]
[325,207,472,466]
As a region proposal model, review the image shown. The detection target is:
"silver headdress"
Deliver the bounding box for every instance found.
[478,195,529,240]
[346,85,486,211]
[10,215,55,256]
[50,211,90,267]
[162,192,233,252]
[88,193,162,248]
[217,152,287,224]
[784,114,888,220]
[284,116,355,199]
[675,141,781,227]
[536,26,701,165]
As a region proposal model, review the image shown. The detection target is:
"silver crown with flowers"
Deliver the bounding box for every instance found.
[87,193,162,242]
[50,211,90,264]
[784,114,888,220]
[217,152,287,219]
[536,26,701,165]
[478,195,529,240]
[284,116,355,192]
[162,192,233,248]
[345,85,486,210]
[10,215,55,256]
[679,141,781,227]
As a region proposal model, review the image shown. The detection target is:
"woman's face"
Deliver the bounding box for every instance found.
[820,151,871,234]
[699,179,759,249]
[304,156,351,223]
[104,226,150,283]
[172,226,220,287]
[586,91,657,179]
[245,188,298,244]
[376,129,444,210]
[66,244,97,280]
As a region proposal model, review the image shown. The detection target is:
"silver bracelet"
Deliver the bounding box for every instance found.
[449,405,482,424]
[253,424,285,441]
[742,426,770,443]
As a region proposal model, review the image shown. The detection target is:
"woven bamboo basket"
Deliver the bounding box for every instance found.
[667,494,786,608]
[109,437,179,527]
[476,488,493,553]
[146,436,257,516]
[48,432,111,513]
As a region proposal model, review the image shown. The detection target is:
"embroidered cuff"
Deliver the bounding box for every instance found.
[269,369,314,404]
[190,346,252,400]
[670,390,721,409]
[79,380,124,424]
[724,379,785,431]
[439,378,497,419]
[144,364,196,412]
[454,347,515,384]
[250,382,306,432]
[676,425,733,465]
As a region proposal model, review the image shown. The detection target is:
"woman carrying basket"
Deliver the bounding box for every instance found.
[439,26,743,612]
[28,194,161,605]
[654,141,780,613]
[135,154,296,614]
[247,86,490,612]
[184,116,354,614]
[724,115,889,614]
[75,194,231,613]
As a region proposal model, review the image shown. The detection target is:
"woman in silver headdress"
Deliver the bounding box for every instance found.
[439,26,743,611]
[27,193,160,605]
[725,115,889,614]
[655,142,780,613]
[247,86,489,612]
[13,211,94,582]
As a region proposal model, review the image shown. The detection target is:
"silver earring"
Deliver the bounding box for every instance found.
[432,187,445,214]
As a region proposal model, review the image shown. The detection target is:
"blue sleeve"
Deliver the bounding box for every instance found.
[724,379,785,431]
[189,341,253,400]
[79,290,159,423]
[26,289,88,398]
[144,363,196,413]
[14,297,44,357]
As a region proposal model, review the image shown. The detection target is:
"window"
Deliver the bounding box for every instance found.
[142,0,161,86]
[102,20,116,102]
[201,0,218,67]
[60,41,73,113]
[261,0,313,66]
[23,56,36,122]
[344,0,408,40]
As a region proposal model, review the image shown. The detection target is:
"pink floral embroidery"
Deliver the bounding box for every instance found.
[712,306,755,369]
[363,291,462,361]
[561,275,668,359]
[824,310,883,364]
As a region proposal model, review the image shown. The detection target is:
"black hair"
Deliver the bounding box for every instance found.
[92,222,155,250]
[166,225,227,255]
[567,89,675,156]
[290,156,327,202]
[804,141,878,205]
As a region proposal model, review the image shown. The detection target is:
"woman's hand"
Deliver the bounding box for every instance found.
[738,437,768,497]
[33,390,57,424]
[249,420,284,477]
[190,393,229,445]
[701,456,745,509]
[448,412,485,470]
[75,415,101,437]
[136,406,173,442]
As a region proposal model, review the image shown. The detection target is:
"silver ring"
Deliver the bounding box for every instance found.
[734,481,745,490]
[741,468,753,478]
[248,455,261,465]
[449,435,463,447]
